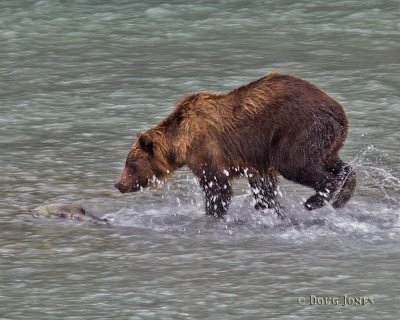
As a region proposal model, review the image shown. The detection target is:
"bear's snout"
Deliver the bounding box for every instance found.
[115,165,138,193]
[114,181,131,193]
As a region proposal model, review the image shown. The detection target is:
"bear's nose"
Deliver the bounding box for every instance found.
[114,182,127,193]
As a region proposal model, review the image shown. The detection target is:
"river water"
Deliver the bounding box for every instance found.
[1,1,399,319]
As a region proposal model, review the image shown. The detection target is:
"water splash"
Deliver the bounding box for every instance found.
[103,145,400,242]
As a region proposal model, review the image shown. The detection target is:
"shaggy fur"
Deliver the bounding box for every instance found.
[115,72,356,217]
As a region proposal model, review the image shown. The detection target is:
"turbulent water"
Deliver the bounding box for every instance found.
[1,1,399,319]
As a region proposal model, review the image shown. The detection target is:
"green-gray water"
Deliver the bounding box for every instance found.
[1,1,399,319]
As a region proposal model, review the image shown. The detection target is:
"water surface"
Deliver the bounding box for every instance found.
[1,1,399,319]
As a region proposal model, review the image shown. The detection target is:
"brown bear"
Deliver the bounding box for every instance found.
[115,71,356,218]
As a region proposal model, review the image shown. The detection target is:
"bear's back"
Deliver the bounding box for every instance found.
[163,72,347,152]
[228,72,345,122]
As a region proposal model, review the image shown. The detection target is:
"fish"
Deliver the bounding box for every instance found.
[31,203,108,224]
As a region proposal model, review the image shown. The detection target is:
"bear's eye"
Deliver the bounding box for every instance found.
[126,160,137,171]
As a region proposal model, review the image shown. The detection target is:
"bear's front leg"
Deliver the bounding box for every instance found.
[248,174,284,219]
[197,170,232,218]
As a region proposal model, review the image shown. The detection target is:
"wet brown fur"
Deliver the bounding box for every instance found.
[115,72,356,217]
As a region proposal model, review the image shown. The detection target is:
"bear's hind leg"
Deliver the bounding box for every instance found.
[332,164,356,208]
[248,173,284,219]
[298,167,338,211]
[302,160,355,210]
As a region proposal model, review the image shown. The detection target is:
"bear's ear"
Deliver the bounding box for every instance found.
[139,133,153,155]
[136,130,143,138]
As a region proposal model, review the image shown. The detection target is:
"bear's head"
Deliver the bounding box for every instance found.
[114,130,169,193]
